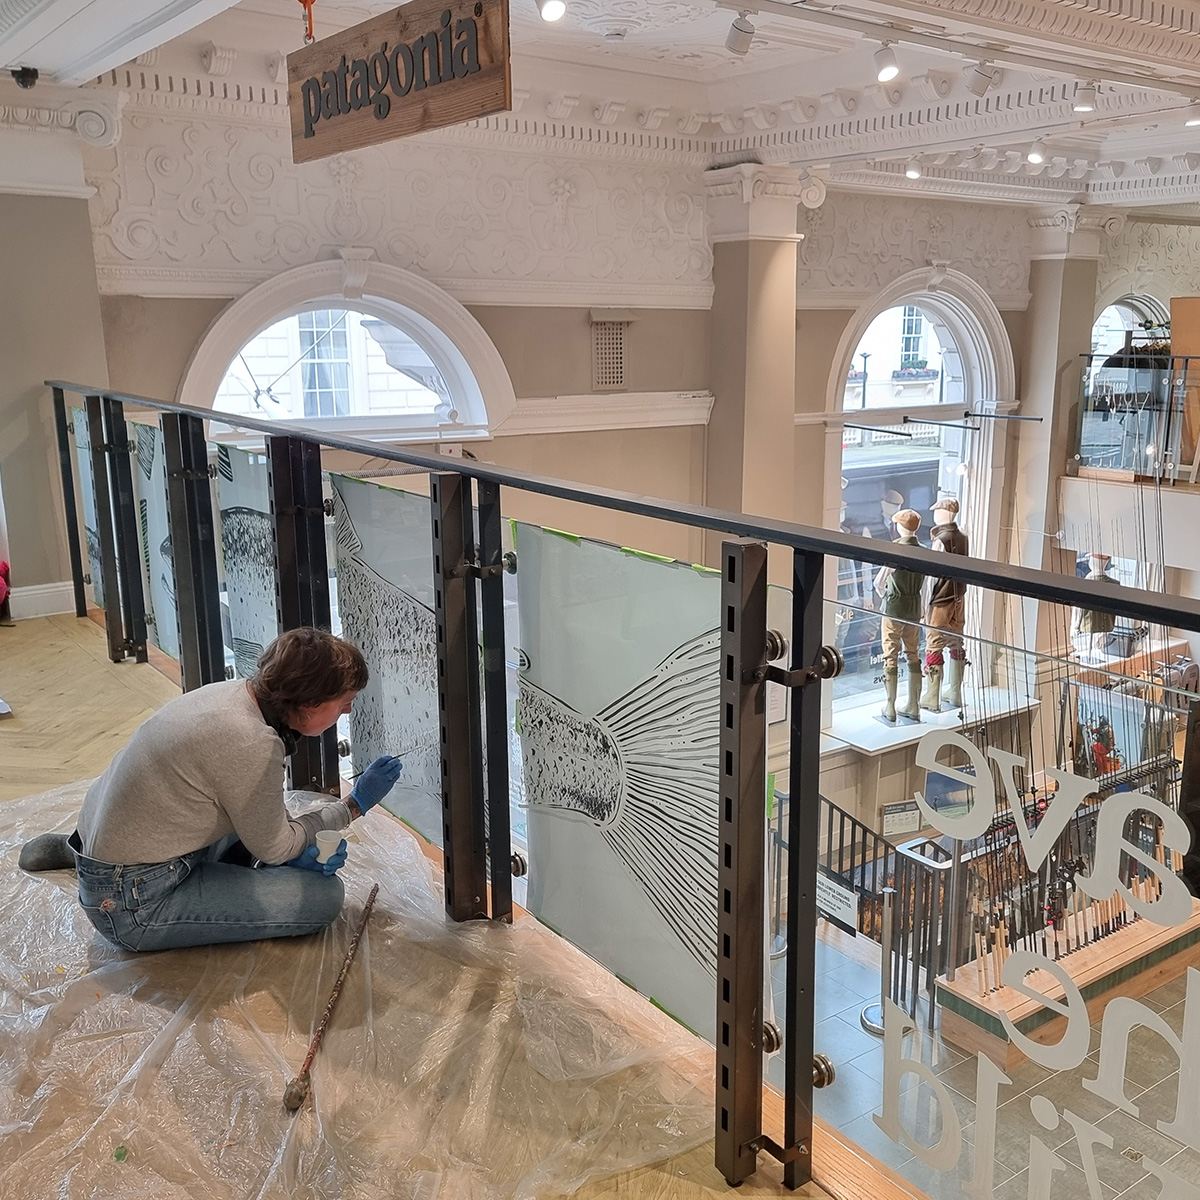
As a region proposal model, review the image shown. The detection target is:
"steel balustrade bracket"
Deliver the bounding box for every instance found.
[162,412,225,691]
[103,396,150,665]
[51,387,88,618]
[764,646,843,689]
[268,436,339,795]
[477,477,514,922]
[85,396,125,664]
[716,539,770,1189]
[431,472,490,923]
[781,549,825,1191]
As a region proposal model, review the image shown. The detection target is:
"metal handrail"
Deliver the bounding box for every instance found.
[47,380,1200,631]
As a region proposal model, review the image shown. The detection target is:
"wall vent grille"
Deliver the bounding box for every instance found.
[592,320,626,390]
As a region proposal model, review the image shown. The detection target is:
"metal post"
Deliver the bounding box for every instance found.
[51,387,88,617]
[431,471,489,922]
[476,478,513,923]
[85,395,124,663]
[268,436,339,794]
[162,413,225,691]
[861,886,895,1034]
[782,548,824,1190]
[947,840,965,983]
[715,539,769,1187]
[102,397,149,664]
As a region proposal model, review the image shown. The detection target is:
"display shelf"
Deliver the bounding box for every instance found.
[824,687,1039,757]
[937,899,1200,1069]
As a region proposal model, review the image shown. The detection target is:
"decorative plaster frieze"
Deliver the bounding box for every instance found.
[1098,217,1200,306]
[493,390,715,437]
[134,49,159,68]
[795,191,1031,309]
[83,116,712,305]
[266,53,287,86]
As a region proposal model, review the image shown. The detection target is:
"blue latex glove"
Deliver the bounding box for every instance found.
[285,842,346,876]
[350,755,403,814]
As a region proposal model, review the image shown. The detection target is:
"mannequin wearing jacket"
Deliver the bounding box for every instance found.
[921,498,969,713]
[875,508,925,722]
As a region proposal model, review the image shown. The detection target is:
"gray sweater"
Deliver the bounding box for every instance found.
[77,679,350,865]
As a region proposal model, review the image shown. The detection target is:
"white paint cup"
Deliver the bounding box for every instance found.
[315,830,344,864]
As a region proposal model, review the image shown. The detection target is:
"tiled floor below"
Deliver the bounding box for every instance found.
[768,933,1197,1200]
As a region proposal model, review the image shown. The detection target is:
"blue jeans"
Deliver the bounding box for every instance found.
[70,832,344,952]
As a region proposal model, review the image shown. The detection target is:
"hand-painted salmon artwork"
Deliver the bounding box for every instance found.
[332,487,440,797]
[216,446,277,679]
[519,628,721,976]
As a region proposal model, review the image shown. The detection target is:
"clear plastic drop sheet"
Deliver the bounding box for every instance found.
[0,783,713,1199]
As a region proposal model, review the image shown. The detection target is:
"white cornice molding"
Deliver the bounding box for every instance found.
[796,287,1033,312]
[93,264,716,309]
[493,391,715,437]
[879,0,1200,72]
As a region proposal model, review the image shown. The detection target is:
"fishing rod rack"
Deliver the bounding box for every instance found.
[45,379,1200,1193]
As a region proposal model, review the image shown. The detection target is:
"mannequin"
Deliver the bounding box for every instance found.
[1072,553,1119,657]
[921,497,969,712]
[875,508,925,722]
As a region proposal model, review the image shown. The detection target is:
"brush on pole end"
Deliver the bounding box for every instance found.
[283,1075,310,1111]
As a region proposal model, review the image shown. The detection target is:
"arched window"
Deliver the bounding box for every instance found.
[215,308,457,430]
[842,303,957,411]
[1090,294,1169,362]
[824,272,1016,716]
[178,260,516,441]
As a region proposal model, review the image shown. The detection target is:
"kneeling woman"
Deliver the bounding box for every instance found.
[44,628,399,952]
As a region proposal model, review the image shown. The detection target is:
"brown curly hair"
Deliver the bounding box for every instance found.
[251,627,368,714]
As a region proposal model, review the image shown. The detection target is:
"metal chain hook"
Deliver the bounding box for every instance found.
[298,0,316,44]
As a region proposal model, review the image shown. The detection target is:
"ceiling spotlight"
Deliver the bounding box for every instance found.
[874,43,899,83]
[1186,101,1200,126]
[725,12,755,55]
[537,0,566,20]
[964,61,998,97]
[1073,81,1097,112]
[905,158,923,179]
[1026,140,1047,164]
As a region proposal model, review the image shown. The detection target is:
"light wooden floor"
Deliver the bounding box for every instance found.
[0,615,911,1200]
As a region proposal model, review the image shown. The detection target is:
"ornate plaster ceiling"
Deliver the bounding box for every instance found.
[11,0,1200,208]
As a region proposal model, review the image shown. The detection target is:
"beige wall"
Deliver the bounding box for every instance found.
[0,195,110,588]
[319,424,706,562]
[482,426,707,563]
[467,305,710,397]
[101,296,230,402]
[795,308,855,528]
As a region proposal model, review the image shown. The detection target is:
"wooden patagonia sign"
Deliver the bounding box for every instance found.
[286,0,510,164]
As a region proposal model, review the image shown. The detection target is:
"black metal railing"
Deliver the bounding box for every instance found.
[45,379,1200,1194]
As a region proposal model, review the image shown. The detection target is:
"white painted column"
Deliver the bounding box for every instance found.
[703,165,822,572]
[1011,207,1124,651]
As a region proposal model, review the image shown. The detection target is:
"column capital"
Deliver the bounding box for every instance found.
[1027,204,1126,260]
[704,164,824,243]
